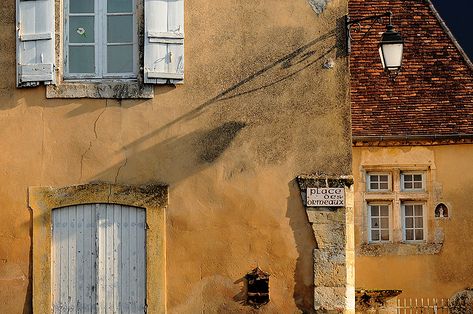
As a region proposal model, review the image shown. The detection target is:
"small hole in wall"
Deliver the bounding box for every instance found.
[435,203,449,218]
[245,267,270,308]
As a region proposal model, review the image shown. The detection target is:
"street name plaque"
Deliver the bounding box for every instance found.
[306,187,345,207]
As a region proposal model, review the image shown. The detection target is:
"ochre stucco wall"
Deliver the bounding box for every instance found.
[0,0,350,313]
[353,144,473,299]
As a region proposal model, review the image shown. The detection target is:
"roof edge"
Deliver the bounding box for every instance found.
[352,134,473,146]
[427,0,473,72]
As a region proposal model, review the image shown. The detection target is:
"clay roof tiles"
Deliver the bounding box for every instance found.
[349,0,473,137]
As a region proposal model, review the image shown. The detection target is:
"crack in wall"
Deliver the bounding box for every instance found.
[114,156,128,184]
[79,100,108,182]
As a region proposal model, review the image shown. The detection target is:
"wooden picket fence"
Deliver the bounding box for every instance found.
[397,298,449,313]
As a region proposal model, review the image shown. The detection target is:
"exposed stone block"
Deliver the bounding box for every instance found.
[314,287,346,312]
[312,222,346,249]
[314,248,346,287]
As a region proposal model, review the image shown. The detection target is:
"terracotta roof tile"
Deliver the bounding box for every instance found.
[349,0,473,137]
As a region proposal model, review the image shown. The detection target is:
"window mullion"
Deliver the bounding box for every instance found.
[64,0,70,78]
[97,0,104,77]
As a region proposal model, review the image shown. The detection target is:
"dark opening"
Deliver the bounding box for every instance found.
[245,267,270,308]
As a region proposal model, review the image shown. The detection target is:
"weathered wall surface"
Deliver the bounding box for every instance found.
[353,145,473,298]
[0,0,350,312]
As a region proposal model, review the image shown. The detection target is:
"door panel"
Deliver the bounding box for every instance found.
[52,204,146,314]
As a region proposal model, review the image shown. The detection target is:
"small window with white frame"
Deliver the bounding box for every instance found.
[64,0,138,80]
[366,172,391,192]
[401,172,425,191]
[368,203,391,242]
[402,202,425,241]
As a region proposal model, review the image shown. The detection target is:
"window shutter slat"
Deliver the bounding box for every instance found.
[16,0,55,87]
[144,0,184,84]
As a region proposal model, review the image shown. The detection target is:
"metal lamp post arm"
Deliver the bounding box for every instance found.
[346,11,393,54]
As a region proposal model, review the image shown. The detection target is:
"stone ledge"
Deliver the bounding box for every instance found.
[357,242,443,256]
[46,81,154,99]
[297,174,354,189]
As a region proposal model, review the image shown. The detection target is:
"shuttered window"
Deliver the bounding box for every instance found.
[144,0,184,84]
[64,0,138,79]
[17,0,184,87]
[16,0,55,86]
[51,204,146,313]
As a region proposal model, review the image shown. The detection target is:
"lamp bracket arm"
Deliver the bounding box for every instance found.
[345,11,393,54]
[346,11,392,28]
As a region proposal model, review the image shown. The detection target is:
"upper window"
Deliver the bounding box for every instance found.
[64,0,137,79]
[401,172,425,191]
[367,172,391,192]
[16,0,184,96]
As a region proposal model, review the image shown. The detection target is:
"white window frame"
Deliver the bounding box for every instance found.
[401,171,425,192]
[402,202,426,242]
[368,202,392,243]
[64,0,138,80]
[366,172,392,192]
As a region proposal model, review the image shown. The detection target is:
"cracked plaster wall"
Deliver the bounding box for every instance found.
[0,0,350,312]
[353,145,473,299]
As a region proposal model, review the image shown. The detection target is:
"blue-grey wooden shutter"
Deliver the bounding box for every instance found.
[144,0,184,84]
[52,204,146,313]
[16,0,55,87]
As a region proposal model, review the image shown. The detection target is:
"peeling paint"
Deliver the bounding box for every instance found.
[308,0,331,14]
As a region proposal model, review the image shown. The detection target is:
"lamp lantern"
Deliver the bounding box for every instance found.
[379,24,404,72]
[346,11,404,76]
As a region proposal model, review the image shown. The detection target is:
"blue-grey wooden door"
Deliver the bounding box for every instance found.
[52,204,146,313]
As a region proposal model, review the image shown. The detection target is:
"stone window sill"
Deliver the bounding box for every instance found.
[357,242,443,256]
[46,81,154,99]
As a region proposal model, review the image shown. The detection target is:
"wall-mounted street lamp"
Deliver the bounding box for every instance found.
[346,11,404,76]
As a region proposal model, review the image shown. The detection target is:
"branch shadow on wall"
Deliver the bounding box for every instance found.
[114,29,339,150]
[91,121,247,184]
[88,26,340,185]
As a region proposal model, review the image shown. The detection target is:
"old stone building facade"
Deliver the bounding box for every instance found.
[350,0,473,305]
[1,0,355,313]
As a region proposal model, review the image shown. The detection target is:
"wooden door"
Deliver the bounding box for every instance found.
[52,204,146,313]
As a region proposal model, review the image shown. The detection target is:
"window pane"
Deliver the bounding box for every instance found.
[107,45,133,73]
[406,229,414,240]
[405,205,413,216]
[380,218,389,228]
[69,46,95,73]
[381,230,389,241]
[69,16,95,43]
[108,0,133,13]
[415,217,423,228]
[414,182,422,189]
[371,230,380,241]
[370,206,379,216]
[405,217,413,228]
[379,175,388,182]
[380,206,389,216]
[414,174,422,181]
[370,175,379,182]
[404,182,413,189]
[107,15,133,43]
[70,0,94,13]
[415,205,423,216]
[404,174,412,182]
[371,218,379,228]
[379,182,388,190]
[415,229,424,240]
[370,183,378,190]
